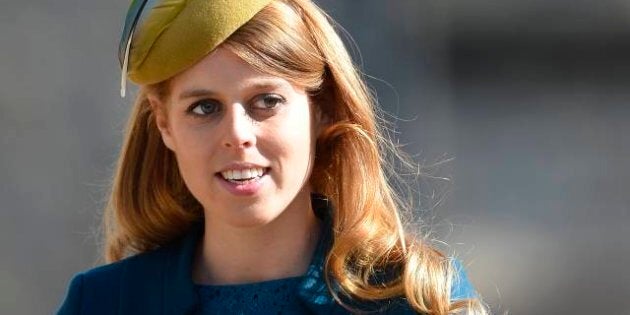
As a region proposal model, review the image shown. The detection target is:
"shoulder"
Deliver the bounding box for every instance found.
[451,258,477,300]
[386,259,477,314]
[378,259,477,314]
[56,245,174,315]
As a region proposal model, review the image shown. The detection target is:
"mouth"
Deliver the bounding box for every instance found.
[217,167,271,184]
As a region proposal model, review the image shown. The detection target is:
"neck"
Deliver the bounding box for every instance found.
[193,192,321,285]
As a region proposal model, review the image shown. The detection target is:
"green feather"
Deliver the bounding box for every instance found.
[118,0,149,66]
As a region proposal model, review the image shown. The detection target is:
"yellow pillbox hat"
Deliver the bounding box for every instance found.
[119,0,273,88]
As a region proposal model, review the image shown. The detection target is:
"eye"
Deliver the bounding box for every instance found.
[189,99,220,116]
[252,94,285,110]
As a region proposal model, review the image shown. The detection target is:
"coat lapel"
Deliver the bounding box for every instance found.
[296,194,350,314]
[163,224,203,314]
[118,223,202,315]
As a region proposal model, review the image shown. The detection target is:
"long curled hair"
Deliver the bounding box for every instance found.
[104,0,487,313]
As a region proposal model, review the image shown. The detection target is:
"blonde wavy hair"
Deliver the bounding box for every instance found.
[104,0,487,314]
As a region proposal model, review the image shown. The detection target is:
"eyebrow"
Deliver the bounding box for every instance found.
[177,81,287,101]
[178,88,217,100]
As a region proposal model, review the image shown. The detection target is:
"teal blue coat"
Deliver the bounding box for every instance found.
[57,197,475,314]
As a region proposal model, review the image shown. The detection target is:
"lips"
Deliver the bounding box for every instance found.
[216,163,271,187]
[221,167,266,182]
[216,166,270,196]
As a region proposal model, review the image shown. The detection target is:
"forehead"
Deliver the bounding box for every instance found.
[169,47,291,95]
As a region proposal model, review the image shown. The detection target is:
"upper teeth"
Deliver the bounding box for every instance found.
[221,168,265,180]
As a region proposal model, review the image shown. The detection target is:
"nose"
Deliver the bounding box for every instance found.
[222,104,256,149]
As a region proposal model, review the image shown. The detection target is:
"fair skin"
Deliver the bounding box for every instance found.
[150,47,322,285]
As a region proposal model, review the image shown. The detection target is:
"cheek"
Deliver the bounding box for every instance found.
[268,105,317,173]
[168,122,219,195]
[170,122,213,160]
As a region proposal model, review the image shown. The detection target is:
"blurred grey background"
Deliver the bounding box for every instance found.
[1,0,629,314]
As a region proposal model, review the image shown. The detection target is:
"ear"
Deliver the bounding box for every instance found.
[147,94,176,151]
[313,104,331,138]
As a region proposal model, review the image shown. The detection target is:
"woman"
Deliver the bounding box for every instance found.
[58,0,487,314]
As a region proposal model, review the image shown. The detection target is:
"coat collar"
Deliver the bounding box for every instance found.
[139,194,341,315]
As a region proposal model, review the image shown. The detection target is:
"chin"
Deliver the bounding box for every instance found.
[213,203,284,229]
[224,213,280,229]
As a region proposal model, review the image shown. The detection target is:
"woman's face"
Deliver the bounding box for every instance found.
[153,48,319,228]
